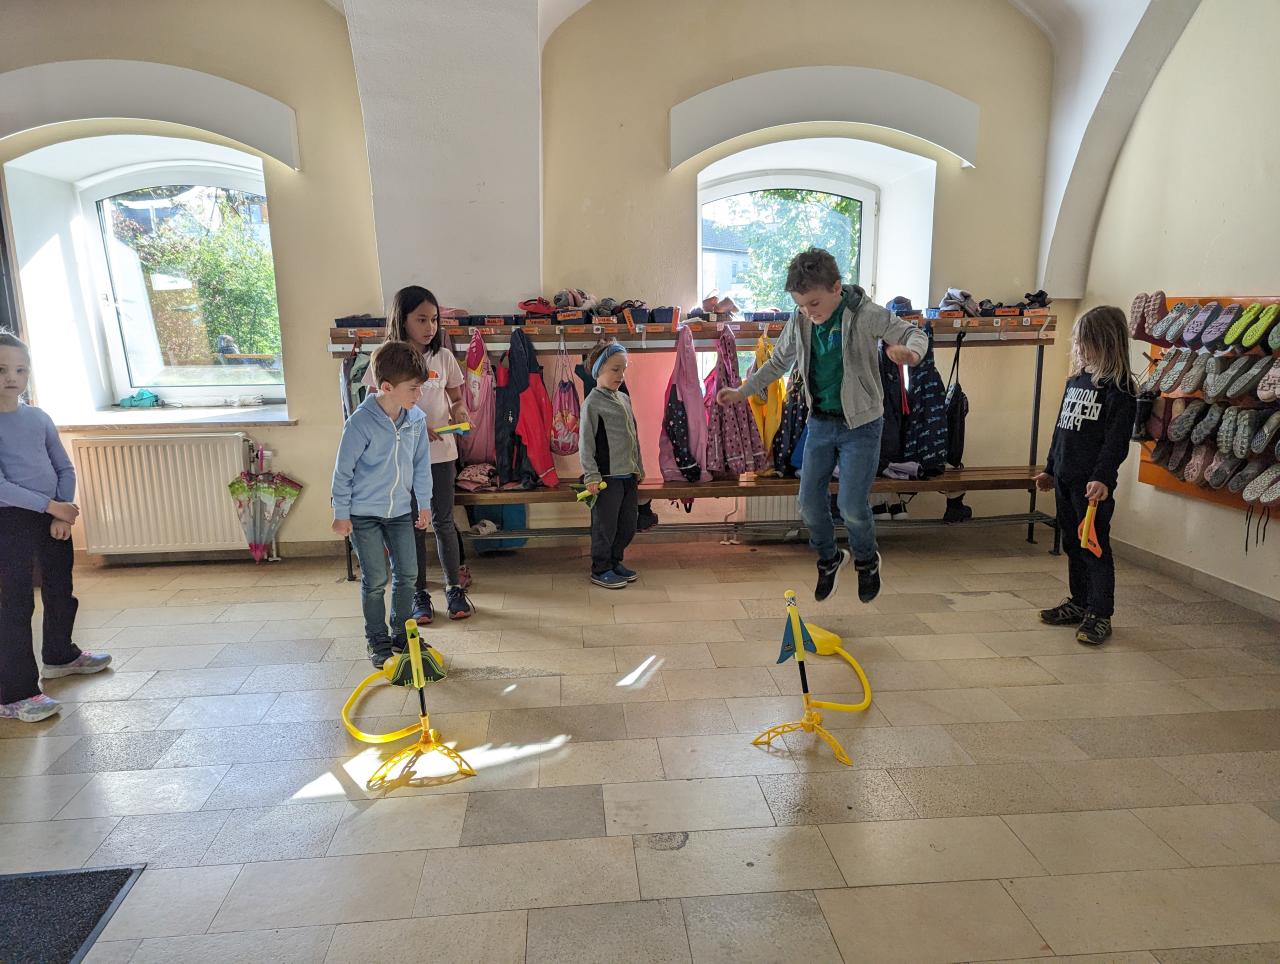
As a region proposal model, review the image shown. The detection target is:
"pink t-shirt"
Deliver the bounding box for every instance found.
[363,346,465,463]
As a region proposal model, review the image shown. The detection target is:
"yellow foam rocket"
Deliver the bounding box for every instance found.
[754,590,873,766]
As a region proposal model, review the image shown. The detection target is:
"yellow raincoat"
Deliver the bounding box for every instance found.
[748,335,785,474]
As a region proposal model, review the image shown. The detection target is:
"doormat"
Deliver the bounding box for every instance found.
[0,865,143,964]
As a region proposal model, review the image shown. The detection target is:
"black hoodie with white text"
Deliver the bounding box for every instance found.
[1044,371,1136,491]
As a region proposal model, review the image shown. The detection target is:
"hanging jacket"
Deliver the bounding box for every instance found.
[459,329,497,466]
[877,342,908,474]
[771,370,809,478]
[495,329,559,489]
[703,326,768,477]
[747,335,785,475]
[659,326,710,483]
[900,325,948,478]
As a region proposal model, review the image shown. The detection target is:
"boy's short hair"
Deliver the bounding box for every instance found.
[785,247,842,293]
[371,340,429,387]
[0,331,30,357]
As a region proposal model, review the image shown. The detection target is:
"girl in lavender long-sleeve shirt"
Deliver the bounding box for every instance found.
[0,333,112,723]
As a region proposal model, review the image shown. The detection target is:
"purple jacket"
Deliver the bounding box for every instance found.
[703,326,768,477]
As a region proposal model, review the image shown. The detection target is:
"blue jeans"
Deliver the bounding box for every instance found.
[798,415,882,565]
[349,514,417,643]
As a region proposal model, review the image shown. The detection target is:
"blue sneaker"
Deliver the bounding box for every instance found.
[591,570,628,590]
[613,564,639,583]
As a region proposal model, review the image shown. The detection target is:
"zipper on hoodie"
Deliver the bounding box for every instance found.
[388,424,402,516]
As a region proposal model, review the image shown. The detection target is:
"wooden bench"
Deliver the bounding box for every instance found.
[455,466,1045,505]
[453,465,1059,548]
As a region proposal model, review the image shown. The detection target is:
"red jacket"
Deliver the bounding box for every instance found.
[495,330,560,488]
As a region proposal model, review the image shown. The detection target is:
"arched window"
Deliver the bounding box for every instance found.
[698,171,878,311]
[83,163,284,398]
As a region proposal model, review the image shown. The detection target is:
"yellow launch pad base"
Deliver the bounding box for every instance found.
[341,619,475,789]
[752,590,873,767]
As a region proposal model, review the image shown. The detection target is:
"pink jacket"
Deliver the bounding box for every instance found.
[704,326,768,477]
[659,326,710,482]
[459,329,497,465]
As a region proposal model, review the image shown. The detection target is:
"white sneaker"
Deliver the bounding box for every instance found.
[41,652,113,678]
[0,693,62,722]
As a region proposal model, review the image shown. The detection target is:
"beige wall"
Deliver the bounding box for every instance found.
[0,0,383,548]
[543,0,1069,517]
[1084,0,1280,602]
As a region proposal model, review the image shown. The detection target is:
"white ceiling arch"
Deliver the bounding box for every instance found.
[669,66,979,171]
[0,60,300,170]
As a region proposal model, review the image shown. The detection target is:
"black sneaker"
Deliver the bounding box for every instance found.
[855,552,882,603]
[446,586,475,621]
[366,636,395,668]
[637,502,660,532]
[1040,598,1086,626]
[1077,613,1112,645]
[814,549,850,602]
[412,591,434,625]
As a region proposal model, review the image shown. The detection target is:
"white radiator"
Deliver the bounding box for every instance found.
[72,434,251,554]
[743,493,802,523]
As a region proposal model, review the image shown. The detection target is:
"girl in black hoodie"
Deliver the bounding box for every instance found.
[1035,306,1137,645]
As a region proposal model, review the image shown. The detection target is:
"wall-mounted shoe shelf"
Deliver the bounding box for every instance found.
[1137,294,1280,511]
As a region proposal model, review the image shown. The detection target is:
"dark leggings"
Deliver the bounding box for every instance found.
[0,508,82,704]
[409,461,463,591]
[1055,477,1116,618]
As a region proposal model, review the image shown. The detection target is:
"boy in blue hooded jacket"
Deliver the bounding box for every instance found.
[332,341,433,666]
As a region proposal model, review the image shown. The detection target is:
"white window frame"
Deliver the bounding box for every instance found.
[78,160,284,404]
[697,169,879,305]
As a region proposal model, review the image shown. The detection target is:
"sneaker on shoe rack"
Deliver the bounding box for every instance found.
[0,693,62,723]
[1077,613,1113,645]
[855,552,882,604]
[446,586,475,620]
[591,570,629,590]
[41,652,112,679]
[1040,598,1086,626]
[457,565,473,590]
[613,563,639,583]
[412,591,435,626]
[815,548,850,602]
[366,636,396,668]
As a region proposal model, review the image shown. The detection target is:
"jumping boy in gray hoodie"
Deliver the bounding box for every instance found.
[717,247,928,604]
[332,341,433,666]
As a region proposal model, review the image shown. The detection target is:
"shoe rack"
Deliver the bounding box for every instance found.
[1136,294,1280,511]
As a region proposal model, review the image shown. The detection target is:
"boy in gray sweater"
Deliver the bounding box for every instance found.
[717,248,928,603]
[580,341,644,589]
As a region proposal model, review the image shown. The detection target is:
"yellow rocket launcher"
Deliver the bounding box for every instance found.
[342,619,475,786]
[752,590,873,766]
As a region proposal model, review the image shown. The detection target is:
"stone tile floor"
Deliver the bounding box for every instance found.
[3,528,1279,963]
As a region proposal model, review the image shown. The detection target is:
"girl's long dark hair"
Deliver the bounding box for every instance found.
[387,285,443,355]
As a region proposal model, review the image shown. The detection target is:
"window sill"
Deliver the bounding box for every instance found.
[55,404,295,432]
